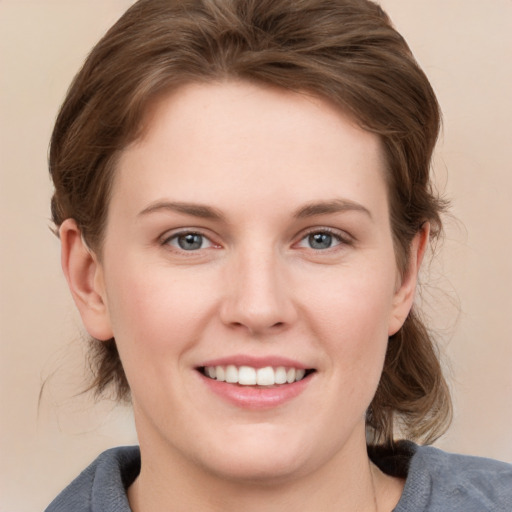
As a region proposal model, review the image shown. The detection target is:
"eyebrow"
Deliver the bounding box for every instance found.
[293,199,373,220]
[138,201,225,221]
[138,198,372,222]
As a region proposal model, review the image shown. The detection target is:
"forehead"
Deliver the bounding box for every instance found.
[112,80,388,217]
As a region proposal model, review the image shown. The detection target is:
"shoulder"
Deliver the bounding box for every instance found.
[45,446,140,512]
[394,442,512,512]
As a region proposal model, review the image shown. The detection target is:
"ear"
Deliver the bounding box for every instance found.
[60,219,114,341]
[388,223,430,336]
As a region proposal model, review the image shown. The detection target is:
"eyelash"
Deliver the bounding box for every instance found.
[161,230,218,252]
[160,227,352,254]
[295,227,352,251]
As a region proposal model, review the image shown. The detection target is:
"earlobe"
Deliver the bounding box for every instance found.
[388,223,430,336]
[60,219,114,341]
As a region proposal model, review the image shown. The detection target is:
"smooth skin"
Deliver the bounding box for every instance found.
[60,81,428,512]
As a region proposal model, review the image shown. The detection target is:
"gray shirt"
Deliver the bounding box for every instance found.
[46,442,512,511]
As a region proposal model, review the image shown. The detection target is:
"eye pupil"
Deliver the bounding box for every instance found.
[309,232,332,249]
[178,233,203,250]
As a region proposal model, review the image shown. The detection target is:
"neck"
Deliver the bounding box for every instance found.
[128,434,403,512]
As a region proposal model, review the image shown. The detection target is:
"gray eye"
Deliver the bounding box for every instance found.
[164,231,215,252]
[308,232,333,250]
[177,233,204,250]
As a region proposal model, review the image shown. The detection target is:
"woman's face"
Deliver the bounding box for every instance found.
[74,81,420,482]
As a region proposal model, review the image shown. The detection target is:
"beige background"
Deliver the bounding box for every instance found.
[1,1,511,510]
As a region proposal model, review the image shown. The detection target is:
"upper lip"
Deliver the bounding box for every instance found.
[198,355,311,369]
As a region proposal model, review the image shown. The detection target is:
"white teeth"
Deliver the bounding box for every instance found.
[216,366,226,382]
[256,366,275,386]
[238,366,257,385]
[274,366,287,384]
[295,368,306,381]
[225,365,238,383]
[286,368,296,384]
[203,365,310,386]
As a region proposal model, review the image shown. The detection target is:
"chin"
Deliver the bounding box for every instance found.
[210,453,307,485]
[195,427,315,484]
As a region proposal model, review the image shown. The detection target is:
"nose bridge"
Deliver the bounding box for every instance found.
[220,241,295,334]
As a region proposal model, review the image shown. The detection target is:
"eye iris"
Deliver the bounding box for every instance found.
[309,232,332,249]
[178,233,203,250]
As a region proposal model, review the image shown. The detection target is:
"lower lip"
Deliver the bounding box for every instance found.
[199,372,313,410]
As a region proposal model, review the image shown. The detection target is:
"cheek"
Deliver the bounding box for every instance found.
[103,261,220,359]
[101,264,222,414]
[303,264,395,385]
[309,268,395,340]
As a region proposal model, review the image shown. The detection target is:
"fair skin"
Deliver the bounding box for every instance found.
[61,81,427,512]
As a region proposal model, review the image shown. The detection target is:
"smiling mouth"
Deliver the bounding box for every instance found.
[199,365,315,386]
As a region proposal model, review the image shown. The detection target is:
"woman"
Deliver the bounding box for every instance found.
[45,0,512,510]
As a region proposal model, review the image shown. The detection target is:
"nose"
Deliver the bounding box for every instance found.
[219,247,297,336]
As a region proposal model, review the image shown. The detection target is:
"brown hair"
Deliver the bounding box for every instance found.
[50,0,452,446]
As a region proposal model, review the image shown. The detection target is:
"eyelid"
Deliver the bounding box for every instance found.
[160,228,220,251]
[294,226,353,249]
[158,226,353,253]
